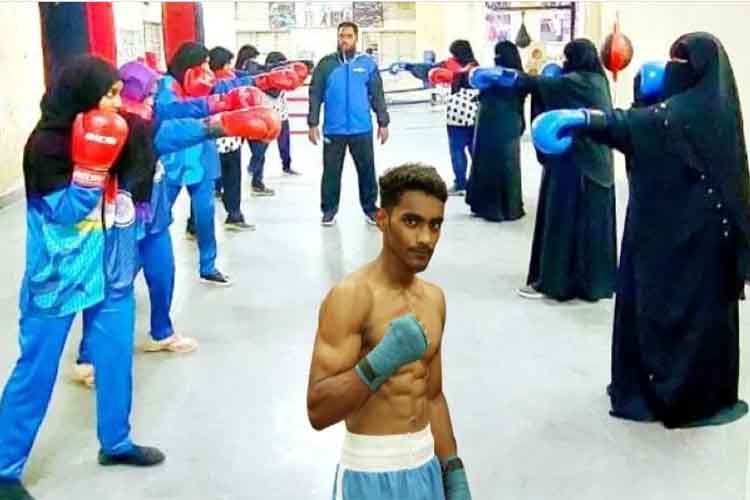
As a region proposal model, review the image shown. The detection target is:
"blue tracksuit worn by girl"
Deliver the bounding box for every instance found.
[154,74,253,277]
[0,184,131,481]
[77,114,225,367]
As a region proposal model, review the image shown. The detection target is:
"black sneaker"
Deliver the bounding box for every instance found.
[0,480,34,500]
[251,185,275,197]
[200,270,233,287]
[283,168,301,176]
[321,212,336,226]
[98,445,165,467]
[225,220,256,232]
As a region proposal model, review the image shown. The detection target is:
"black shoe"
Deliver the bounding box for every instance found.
[200,270,233,287]
[0,480,34,500]
[225,219,256,232]
[98,445,165,467]
[365,213,377,226]
[251,185,275,197]
[321,212,337,226]
[186,222,197,241]
[283,168,301,176]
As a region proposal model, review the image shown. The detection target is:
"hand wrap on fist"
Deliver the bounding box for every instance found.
[354,313,428,392]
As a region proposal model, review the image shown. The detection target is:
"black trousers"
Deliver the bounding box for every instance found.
[321,133,377,216]
[219,148,243,221]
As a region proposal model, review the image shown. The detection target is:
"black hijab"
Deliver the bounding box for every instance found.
[563,38,607,77]
[494,41,523,70]
[115,113,156,203]
[235,44,259,70]
[209,46,234,71]
[24,56,119,196]
[449,40,477,66]
[167,42,209,85]
[665,32,750,246]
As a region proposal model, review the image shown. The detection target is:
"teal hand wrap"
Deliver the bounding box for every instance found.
[355,314,428,391]
[442,456,472,500]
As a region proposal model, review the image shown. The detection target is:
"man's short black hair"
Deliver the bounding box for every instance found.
[337,21,359,36]
[379,163,448,210]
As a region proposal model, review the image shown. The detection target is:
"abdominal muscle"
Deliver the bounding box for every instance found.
[346,360,430,435]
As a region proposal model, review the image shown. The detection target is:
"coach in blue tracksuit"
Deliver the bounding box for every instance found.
[307,21,390,227]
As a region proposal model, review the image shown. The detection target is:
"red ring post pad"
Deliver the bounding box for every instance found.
[39,2,116,88]
[162,2,205,64]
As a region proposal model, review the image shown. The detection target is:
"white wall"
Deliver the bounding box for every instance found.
[0,2,44,196]
[597,1,750,129]
[203,2,238,54]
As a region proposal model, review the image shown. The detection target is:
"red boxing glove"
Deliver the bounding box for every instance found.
[225,86,266,109]
[442,57,463,73]
[254,68,300,92]
[183,66,215,97]
[208,107,281,142]
[258,107,282,141]
[428,67,454,86]
[214,68,236,80]
[71,110,129,189]
[207,86,267,114]
[276,62,309,82]
[120,98,153,121]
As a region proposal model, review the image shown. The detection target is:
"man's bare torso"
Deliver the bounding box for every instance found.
[344,264,444,435]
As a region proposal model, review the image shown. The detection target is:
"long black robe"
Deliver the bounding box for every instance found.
[466,86,527,221]
[594,33,749,427]
[466,42,527,222]
[526,68,617,301]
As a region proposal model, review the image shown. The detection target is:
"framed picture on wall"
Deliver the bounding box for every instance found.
[269,2,296,30]
[353,2,383,28]
[304,1,353,29]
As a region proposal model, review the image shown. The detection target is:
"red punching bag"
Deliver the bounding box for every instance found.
[162,2,205,64]
[600,14,633,81]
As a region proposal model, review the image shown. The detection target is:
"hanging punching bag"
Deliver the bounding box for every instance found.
[39,2,116,88]
[162,2,205,63]
[600,14,633,81]
[515,11,531,49]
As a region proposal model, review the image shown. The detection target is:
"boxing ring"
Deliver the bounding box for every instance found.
[286,63,443,135]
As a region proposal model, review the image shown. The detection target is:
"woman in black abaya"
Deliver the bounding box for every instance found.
[466,41,527,222]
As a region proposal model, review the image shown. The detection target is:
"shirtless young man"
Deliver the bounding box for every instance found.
[307,163,472,499]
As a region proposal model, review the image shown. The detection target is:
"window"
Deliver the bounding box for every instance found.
[143,21,164,69]
[361,31,416,65]
[236,31,292,61]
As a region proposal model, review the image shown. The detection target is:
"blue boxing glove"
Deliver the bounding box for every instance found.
[468,66,519,90]
[532,109,609,155]
[388,62,407,75]
[405,63,433,82]
[354,314,428,391]
[638,61,668,101]
[531,110,587,155]
[442,456,472,500]
[541,62,563,78]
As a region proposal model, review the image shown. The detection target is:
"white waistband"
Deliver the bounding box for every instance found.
[340,425,435,472]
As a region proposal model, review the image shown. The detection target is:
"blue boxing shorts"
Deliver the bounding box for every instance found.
[331,425,445,500]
